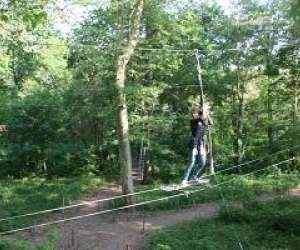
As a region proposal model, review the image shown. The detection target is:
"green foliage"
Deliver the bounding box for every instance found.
[0,1,300,249]
[291,0,300,34]
[1,0,300,179]
[0,176,106,231]
[0,239,30,250]
[0,0,63,91]
[0,175,105,247]
[146,198,300,250]
[0,228,58,250]
[109,173,300,212]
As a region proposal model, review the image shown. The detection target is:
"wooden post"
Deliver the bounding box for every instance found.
[142,205,146,233]
[71,229,75,248]
[62,196,65,250]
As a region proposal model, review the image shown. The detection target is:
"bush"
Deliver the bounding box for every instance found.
[146,198,300,250]
[0,88,120,178]
[0,228,58,250]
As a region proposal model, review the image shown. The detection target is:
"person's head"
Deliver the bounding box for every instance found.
[200,104,210,119]
[197,109,205,120]
[191,108,200,119]
[191,104,210,119]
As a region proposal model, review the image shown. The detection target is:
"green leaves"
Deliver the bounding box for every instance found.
[1,0,300,180]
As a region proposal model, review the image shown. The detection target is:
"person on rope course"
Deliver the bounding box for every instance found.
[181,105,213,186]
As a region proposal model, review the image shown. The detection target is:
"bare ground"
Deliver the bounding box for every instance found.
[13,184,300,250]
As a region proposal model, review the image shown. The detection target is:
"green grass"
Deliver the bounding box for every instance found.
[0,176,107,231]
[129,172,300,212]
[0,228,58,250]
[0,172,298,249]
[0,175,107,249]
[146,197,300,250]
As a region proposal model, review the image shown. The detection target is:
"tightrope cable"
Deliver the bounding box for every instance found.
[0,145,298,223]
[0,158,294,235]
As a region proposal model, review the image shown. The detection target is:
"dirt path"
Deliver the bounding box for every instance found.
[18,185,300,250]
[54,202,218,250]
[23,185,218,250]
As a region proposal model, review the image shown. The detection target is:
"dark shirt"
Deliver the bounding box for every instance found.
[191,118,206,138]
[190,116,212,148]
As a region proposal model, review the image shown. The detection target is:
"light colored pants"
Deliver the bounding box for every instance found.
[182,147,207,181]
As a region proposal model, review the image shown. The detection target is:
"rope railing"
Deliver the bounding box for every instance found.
[0,158,294,236]
[0,145,297,223]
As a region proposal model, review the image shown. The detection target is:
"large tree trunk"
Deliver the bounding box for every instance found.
[114,0,144,205]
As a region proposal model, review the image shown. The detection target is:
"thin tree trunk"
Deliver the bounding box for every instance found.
[232,64,244,170]
[10,47,20,90]
[231,74,237,164]
[267,82,274,151]
[267,76,283,152]
[114,0,144,205]
[236,74,245,168]
[208,129,214,174]
[266,25,275,153]
[291,74,299,168]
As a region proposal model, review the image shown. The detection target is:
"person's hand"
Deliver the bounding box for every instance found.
[192,147,198,155]
[199,145,206,155]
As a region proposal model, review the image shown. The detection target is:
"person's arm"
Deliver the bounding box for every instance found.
[191,119,195,137]
[207,115,213,126]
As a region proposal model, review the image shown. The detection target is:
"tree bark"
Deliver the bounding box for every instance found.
[266,76,284,152]
[236,74,245,168]
[266,26,275,153]
[291,74,299,168]
[267,81,274,151]
[114,0,144,205]
[232,63,245,170]
[207,129,214,174]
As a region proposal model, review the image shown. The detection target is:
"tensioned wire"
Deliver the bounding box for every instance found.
[0,158,294,236]
[2,43,298,54]
[0,145,298,223]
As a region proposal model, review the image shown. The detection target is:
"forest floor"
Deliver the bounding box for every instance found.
[17,183,300,250]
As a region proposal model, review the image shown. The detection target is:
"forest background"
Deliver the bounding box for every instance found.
[1,0,300,182]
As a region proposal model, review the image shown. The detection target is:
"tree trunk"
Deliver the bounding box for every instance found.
[232,64,244,171]
[267,76,283,152]
[267,82,274,152]
[291,75,299,168]
[10,47,20,91]
[114,0,144,205]
[208,129,214,174]
[236,75,245,168]
[266,26,275,153]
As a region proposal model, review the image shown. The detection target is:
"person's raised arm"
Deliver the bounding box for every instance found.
[207,115,213,126]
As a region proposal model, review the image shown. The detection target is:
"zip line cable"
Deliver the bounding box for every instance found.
[1,20,293,35]
[8,43,298,54]
[0,146,297,223]
[0,103,294,120]
[0,158,294,236]
[194,49,205,107]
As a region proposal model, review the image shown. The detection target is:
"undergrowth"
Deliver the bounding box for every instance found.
[146,197,300,250]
